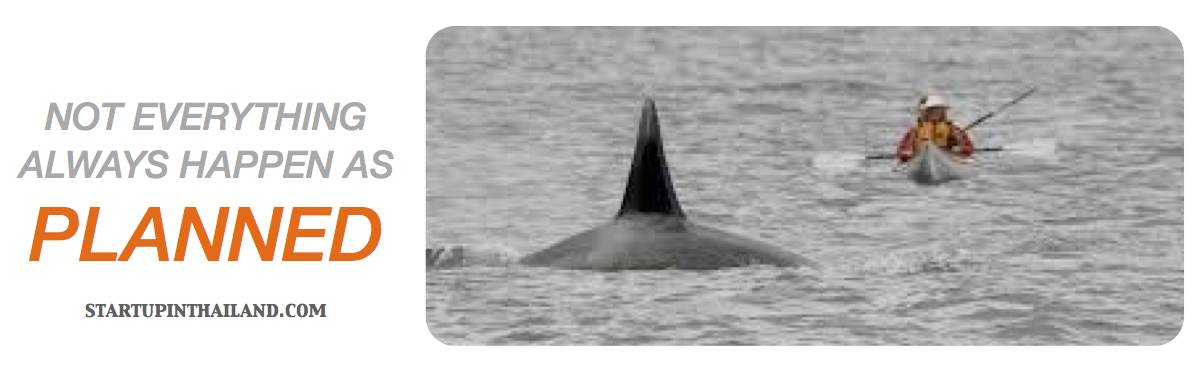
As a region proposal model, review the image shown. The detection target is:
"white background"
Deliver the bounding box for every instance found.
[0,1,1189,367]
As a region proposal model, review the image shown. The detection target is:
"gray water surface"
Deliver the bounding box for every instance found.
[426,27,1182,345]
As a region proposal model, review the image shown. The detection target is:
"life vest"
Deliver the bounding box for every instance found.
[914,120,957,148]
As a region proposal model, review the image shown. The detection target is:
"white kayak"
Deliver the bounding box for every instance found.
[903,142,972,184]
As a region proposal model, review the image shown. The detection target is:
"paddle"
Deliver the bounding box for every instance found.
[864,147,991,160]
[863,87,1037,160]
[865,147,1005,160]
[864,153,898,160]
[961,86,1038,131]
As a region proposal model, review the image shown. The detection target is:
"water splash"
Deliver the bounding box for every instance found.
[427,244,521,268]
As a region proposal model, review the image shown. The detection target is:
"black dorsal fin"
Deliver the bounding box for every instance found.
[617,98,685,218]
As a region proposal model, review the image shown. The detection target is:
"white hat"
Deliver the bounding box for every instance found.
[920,95,949,110]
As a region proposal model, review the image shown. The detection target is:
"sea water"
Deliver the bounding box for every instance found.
[426,27,1182,345]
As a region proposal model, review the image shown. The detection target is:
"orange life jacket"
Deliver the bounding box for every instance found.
[914,119,957,148]
[897,119,974,162]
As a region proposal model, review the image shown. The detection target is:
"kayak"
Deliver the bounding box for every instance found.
[903,142,971,184]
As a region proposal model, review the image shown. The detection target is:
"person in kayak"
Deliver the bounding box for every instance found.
[896,94,974,163]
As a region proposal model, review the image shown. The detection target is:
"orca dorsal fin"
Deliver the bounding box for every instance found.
[617,98,685,218]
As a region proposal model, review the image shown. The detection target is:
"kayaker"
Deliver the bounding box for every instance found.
[896,95,974,162]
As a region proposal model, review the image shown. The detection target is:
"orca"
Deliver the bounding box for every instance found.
[520,98,816,270]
